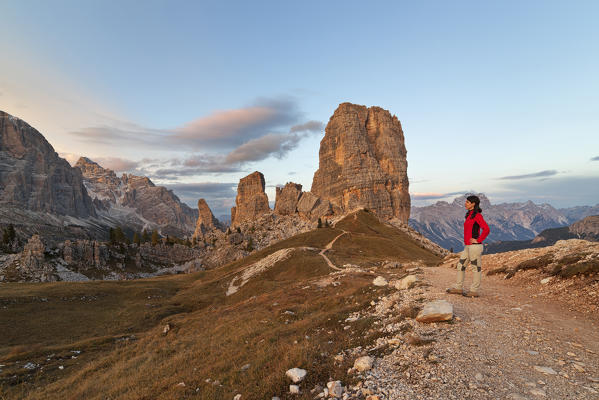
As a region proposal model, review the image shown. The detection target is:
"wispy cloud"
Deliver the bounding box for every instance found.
[591,156,599,161]
[498,170,558,180]
[411,191,468,200]
[67,97,321,174]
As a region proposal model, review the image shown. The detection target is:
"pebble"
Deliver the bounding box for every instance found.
[286,368,307,383]
[475,373,484,381]
[289,385,300,394]
[233,395,241,400]
[373,276,388,286]
[327,381,343,397]
[354,356,374,372]
[534,366,557,375]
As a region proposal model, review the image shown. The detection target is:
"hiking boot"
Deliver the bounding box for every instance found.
[462,290,479,298]
[446,287,463,295]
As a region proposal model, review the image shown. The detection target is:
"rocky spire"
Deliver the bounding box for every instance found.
[311,103,410,222]
[193,199,221,240]
[274,182,303,216]
[231,171,270,226]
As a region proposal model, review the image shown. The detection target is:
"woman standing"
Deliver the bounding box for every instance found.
[446,195,490,297]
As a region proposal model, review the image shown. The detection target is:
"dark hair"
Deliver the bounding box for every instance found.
[465,195,483,219]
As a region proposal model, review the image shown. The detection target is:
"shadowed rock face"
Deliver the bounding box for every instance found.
[311,103,410,222]
[231,171,270,226]
[274,182,303,215]
[0,111,96,218]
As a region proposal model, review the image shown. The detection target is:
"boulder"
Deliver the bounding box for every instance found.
[396,274,418,290]
[416,300,453,323]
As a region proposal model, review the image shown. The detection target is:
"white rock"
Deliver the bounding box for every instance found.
[475,373,484,381]
[289,385,300,394]
[540,277,553,284]
[416,300,453,323]
[272,398,281,400]
[354,356,374,372]
[395,274,418,290]
[327,380,343,397]
[233,395,242,400]
[534,366,557,375]
[286,368,307,383]
[373,276,388,286]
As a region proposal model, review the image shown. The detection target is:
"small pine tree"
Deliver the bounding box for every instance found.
[317,217,322,228]
[109,227,116,244]
[114,226,125,243]
[3,225,13,244]
[236,226,241,233]
[246,237,254,252]
[142,229,150,243]
[151,230,159,246]
[133,232,141,245]
[191,236,197,247]
[185,239,191,247]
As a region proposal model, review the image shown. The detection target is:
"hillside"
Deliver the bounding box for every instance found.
[0,210,440,399]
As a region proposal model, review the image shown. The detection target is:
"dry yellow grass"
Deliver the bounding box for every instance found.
[0,211,441,399]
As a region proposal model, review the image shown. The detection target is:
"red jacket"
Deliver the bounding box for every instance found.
[463,211,490,245]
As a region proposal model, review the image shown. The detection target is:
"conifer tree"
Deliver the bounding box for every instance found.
[133,232,141,245]
[151,230,159,246]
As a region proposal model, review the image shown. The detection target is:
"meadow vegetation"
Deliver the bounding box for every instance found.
[0,211,440,399]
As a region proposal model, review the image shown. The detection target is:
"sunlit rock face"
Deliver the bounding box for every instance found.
[311,103,410,222]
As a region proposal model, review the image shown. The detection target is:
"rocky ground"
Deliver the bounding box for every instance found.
[287,241,599,399]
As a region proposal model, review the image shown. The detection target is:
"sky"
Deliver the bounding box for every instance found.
[1,0,598,217]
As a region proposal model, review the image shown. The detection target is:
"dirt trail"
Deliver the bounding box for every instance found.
[319,231,347,271]
[399,265,599,399]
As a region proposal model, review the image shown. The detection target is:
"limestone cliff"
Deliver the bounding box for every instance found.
[311,103,410,222]
[0,111,96,218]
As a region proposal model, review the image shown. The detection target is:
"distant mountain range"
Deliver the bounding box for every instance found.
[409,193,599,251]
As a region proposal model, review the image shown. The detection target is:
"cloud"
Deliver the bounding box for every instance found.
[94,157,141,173]
[173,98,300,150]
[224,133,301,164]
[498,170,558,180]
[289,120,323,134]
[59,152,82,166]
[411,191,469,200]
[591,156,599,161]
[67,97,322,176]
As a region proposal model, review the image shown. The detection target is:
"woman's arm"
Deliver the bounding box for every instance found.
[475,214,490,243]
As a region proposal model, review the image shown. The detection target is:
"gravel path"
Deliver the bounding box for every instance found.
[360,265,599,399]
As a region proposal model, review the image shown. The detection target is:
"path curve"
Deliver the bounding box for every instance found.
[319,230,348,271]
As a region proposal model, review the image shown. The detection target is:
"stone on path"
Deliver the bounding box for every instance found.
[373,276,388,286]
[286,368,307,383]
[326,380,343,397]
[233,395,242,400]
[395,274,418,290]
[289,385,300,394]
[534,366,557,375]
[353,356,374,372]
[416,300,453,323]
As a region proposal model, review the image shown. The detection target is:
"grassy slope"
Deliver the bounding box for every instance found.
[0,210,440,399]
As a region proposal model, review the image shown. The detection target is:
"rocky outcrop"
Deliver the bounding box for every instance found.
[0,111,96,218]
[192,199,221,240]
[75,157,198,236]
[311,103,410,222]
[569,215,599,241]
[274,183,303,215]
[231,171,270,226]
[18,235,55,282]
